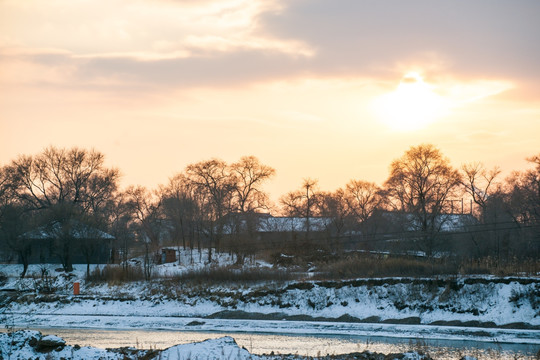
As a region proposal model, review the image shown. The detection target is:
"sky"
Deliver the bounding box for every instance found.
[1,0,539,203]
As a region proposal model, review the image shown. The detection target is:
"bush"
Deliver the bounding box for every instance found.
[314,254,459,279]
[170,266,299,285]
[458,256,540,276]
[311,252,540,280]
[86,265,151,283]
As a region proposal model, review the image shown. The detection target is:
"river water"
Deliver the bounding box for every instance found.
[27,328,539,359]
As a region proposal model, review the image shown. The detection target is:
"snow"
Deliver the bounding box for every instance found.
[40,334,66,345]
[6,313,539,346]
[257,216,332,232]
[0,330,126,360]
[0,249,272,285]
[23,220,115,240]
[1,260,539,349]
[159,336,254,360]
[0,330,440,360]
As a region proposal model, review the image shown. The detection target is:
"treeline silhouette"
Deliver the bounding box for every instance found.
[0,144,538,279]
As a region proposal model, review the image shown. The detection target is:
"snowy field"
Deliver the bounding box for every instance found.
[1,330,441,360]
[2,328,538,360]
[2,263,538,329]
[4,314,539,345]
[0,248,268,279]
[1,257,539,358]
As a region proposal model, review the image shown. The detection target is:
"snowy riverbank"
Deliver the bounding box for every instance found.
[1,263,539,346]
[1,330,437,360]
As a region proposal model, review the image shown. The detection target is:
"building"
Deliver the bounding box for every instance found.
[21,220,114,264]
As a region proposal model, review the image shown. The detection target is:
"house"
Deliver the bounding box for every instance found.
[365,211,480,256]
[221,213,333,235]
[21,220,114,264]
[378,211,478,233]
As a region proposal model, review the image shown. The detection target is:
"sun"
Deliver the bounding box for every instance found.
[374,72,448,131]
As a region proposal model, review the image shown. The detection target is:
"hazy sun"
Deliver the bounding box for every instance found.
[374,72,448,131]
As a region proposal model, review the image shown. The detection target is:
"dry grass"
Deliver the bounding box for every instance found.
[313,255,458,279]
[313,253,540,280]
[86,264,152,283]
[169,266,299,285]
[458,256,540,276]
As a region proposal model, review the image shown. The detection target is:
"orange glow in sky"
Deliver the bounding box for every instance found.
[1,0,539,202]
[374,72,449,131]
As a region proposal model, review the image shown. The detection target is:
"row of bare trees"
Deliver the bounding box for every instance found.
[124,156,275,265]
[0,147,119,276]
[1,144,539,276]
[0,148,278,275]
[279,144,539,260]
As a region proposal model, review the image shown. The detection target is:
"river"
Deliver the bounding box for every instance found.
[18,327,539,359]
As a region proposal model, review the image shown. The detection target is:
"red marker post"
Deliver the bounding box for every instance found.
[73,282,80,295]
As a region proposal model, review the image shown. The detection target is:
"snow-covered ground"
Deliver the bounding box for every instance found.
[2,265,538,326]
[0,330,261,360]
[0,248,270,280]
[1,258,539,349]
[4,314,538,345]
[0,330,434,360]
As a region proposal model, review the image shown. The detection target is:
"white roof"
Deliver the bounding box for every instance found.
[258,216,331,232]
[221,215,332,234]
[23,221,114,240]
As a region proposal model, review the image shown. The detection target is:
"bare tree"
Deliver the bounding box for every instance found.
[228,156,275,262]
[162,174,202,263]
[125,186,163,249]
[7,147,119,271]
[317,189,348,252]
[461,162,501,220]
[1,165,37,277]
[281,178,320,241]
[0,203,34,277]
[344,180,384,237]
[385,144,462,257]
[124,186,164,279]
[10,147,119,212]
[230,156,275,213]
[0,165,11,216]
[106,192,134,270]
[186,159,235,262]
[506,162,540,224]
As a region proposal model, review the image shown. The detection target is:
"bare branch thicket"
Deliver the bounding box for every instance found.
[185,159,235,262]
[461,162,501,220]
[384,144,462,257]
[4,147,119,272]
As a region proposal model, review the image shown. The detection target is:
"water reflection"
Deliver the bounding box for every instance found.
[29,328,538,360]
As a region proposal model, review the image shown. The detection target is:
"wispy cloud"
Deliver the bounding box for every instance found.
[279,110,325,123]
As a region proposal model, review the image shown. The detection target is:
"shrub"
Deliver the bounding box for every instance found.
[170,266,299,285]
[314,254,459,280]
[458,256,540,276]
[86,264,151,283]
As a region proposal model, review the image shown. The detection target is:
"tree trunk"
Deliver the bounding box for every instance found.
[18,249,29,278]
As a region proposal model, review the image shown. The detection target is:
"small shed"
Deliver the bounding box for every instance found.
[161,248,176,264]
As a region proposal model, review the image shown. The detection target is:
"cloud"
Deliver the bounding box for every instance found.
[1,0,539,97]
[458,130,506,143]
[279,110,324,123]
[0,0,311,58]
[183,35,314,57]
[260,0,540,82]
[0,0,316,90]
